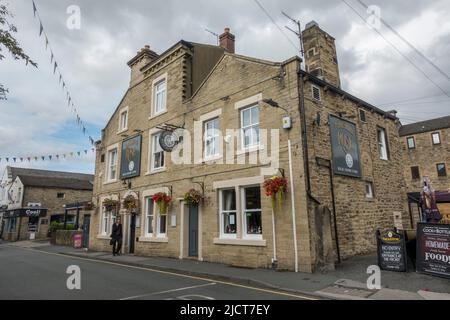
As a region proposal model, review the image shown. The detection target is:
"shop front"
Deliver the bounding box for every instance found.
[2,207,48,242]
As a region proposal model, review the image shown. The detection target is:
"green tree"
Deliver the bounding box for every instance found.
[0,2,37,100]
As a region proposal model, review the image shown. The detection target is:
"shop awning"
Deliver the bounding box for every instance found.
[4,208,48,219]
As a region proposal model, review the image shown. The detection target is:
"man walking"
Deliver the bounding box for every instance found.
[110,217,123,256]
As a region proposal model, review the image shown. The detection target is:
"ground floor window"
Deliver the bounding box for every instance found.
[7,218,17,232]
[218,185,262,240]
[101,209,116,236]
[144,196,167,238]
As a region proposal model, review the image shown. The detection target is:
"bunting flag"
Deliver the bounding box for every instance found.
[0,148,95,163]
[32,1,37,17]
[31,0,97,147]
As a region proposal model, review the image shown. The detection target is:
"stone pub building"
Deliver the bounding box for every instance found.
[90,22,408,272]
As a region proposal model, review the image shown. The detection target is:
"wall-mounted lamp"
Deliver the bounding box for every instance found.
[261,99,292,130]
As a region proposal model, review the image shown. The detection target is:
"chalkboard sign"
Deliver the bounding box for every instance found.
[416,223,450,279]
[377,229,407,272]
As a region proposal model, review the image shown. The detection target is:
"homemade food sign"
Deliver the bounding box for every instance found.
[329,116,362,178]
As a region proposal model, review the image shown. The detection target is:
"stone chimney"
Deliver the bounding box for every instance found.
[219,27,235,53]
[127,45,159,87]
[302,21,341,88]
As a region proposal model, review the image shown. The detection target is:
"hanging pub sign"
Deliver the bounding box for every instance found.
[376,229,408,272]
[416,223,450,279]
[120,135,142,179]
[329,115,362,178]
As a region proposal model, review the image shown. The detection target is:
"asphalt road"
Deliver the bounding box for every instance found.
[0,245,316,300]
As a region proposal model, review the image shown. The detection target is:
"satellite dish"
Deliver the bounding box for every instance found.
[159,129,184,152]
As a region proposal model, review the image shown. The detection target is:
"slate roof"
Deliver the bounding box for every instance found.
[8,167,94,190]
[399,116,450,136]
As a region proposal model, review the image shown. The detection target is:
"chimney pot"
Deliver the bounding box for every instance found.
[219,27,235,54]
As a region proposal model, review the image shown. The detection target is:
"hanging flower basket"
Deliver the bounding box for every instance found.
[103,198,119,212]
[263,176,288,213]
[152,192,172,214]
[123,195,139,211]
[184,189,204,206]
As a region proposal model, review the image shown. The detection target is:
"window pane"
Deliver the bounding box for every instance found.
[159,214,166,234]
[437,164,447,177]
[222,189,236,211]
[146,198,153,234]
[432,133,440,144]
[245,187,261,210]
[222,212,236,234]
[246,211,262,235]
[242,109,251,127]
[411,167,420,180]
[407,138,415,149]
[251,106,259,125]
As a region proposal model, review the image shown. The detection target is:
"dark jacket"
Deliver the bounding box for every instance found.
[111,223,123,241]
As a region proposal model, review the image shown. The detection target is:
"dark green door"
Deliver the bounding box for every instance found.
[188,205,198,257]
[82,215,90,248]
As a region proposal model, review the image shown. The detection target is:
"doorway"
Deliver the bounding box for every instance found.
[188,205,198,257]
[129,213,136,254]
[82,215,90,248]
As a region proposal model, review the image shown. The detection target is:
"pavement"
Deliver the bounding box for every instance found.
[2,240,450,300]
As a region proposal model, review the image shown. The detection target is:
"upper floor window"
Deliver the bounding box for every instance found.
[16,187,22,204]
[107,148,118,181]
[151,133,165,171]
[407,137,415,149]
[241,105,260,149]
[411,166,420,180]
[432,132,441,145]
[365,181,374,199]
[377,127,389,160]
[359,109,366,122]
[437,163,447,177]
[153,79,167,115]
[118,107,128,132]
[204,118,220,159]
[312,85,321,101]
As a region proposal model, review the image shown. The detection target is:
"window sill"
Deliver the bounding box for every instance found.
[97,235,110,240]
[213,238,266,247]
[236,145,265,156]
[103,179,118,185]
[149,110,168,120]
[138,237,169,243]
[202,155,223,163]
[145,168,167,175]
[117,128,128,135]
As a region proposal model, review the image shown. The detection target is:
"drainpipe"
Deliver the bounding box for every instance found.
[288,140,299,272]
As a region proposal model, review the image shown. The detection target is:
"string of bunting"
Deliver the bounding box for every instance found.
[32,0,96,147]
[0,148,95,163]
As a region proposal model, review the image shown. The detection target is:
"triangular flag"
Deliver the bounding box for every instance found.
[20,158,23,162]
[13,158,16,163]
[6,158,9,162]
[39,21,43,36]
[27,157,31,162]
[56,155,59,159]
[45,36,49,50]
[53,62,57,74]
[63,154,66,158]
[77,151,81,156]
[84,150,88,154]
[33,1,37,17]
[49,155,52,160]
[50,51,54,64]
[41,156,45,161]
[34,157,38,161]
[59,74,62,84]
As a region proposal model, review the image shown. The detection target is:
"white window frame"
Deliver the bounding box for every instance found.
[101,207,117,236]
[105,144,119,183]
[118,106,129,133]
[150,132,165,172]
[240,105,260,150]
[219,188,238,239]
[432,132,441,145]
[157,208,167,238]
[241,186,263,240]
[204,117,220,159]
[312,85,321,101]
[377,127,389,161]
[407,137,415,149]
[151,73,168,117]
[144,197,154,237]
[365,181,374,199]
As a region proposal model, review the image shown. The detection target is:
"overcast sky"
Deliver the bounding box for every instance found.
[1,0,449,174]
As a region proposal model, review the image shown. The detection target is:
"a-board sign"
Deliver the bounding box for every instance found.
[377,229,407,272]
